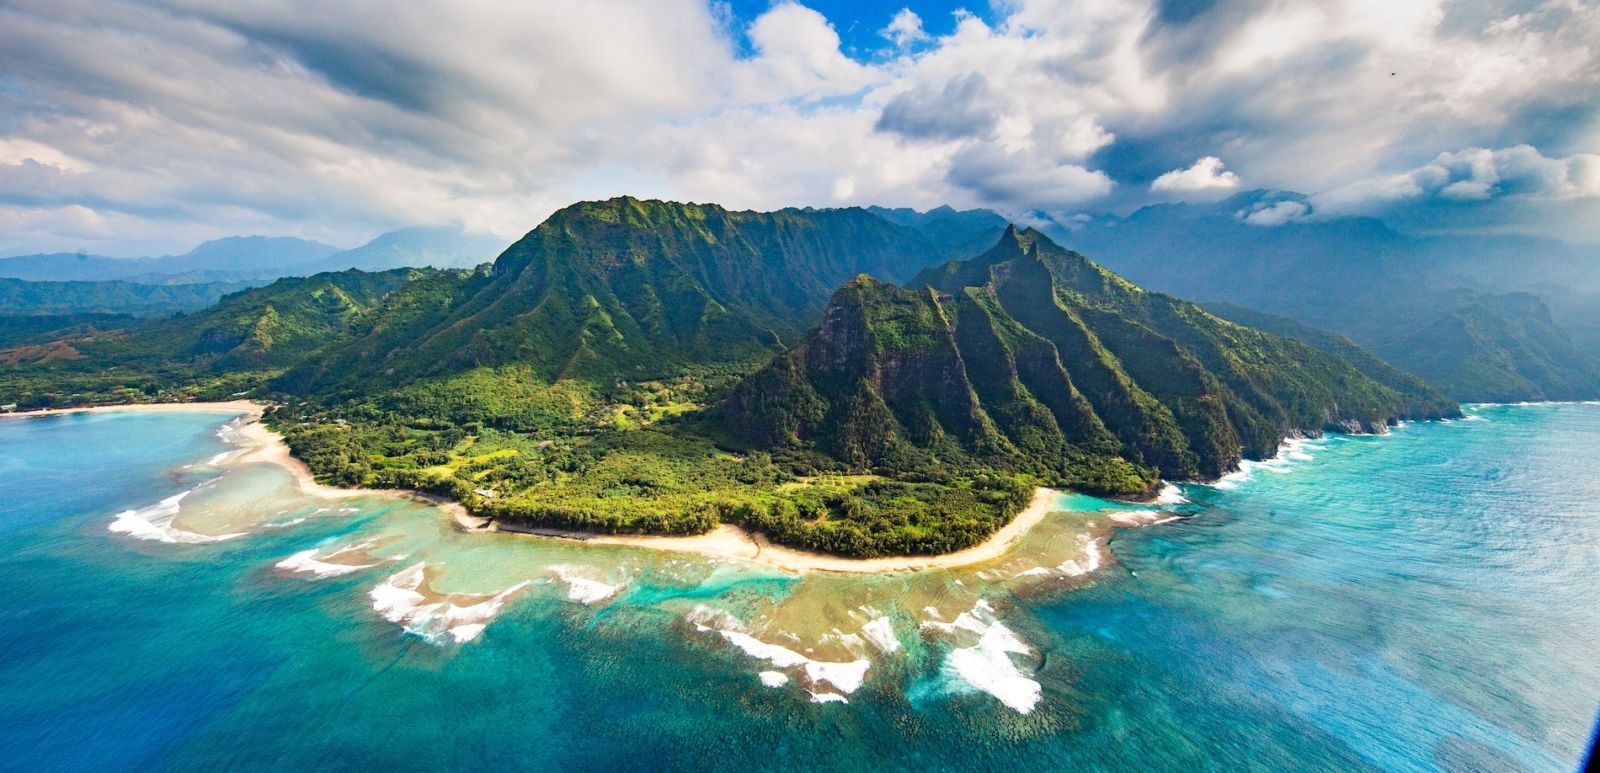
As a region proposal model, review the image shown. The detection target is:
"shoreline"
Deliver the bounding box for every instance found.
[475,487,1067,574]
[3,400,1075,574]
[0,400,265,418]
[0,400,472,520]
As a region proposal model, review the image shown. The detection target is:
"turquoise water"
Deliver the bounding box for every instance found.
[1,405,1597,771]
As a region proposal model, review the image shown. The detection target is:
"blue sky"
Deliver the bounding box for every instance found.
[0,0,1595,256]
[721,0,983,57]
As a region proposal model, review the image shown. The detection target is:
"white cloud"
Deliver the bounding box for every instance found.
[0,0,1596,254]
[1314,145,1600,216]
[0,138,93,174]
[881,9,929,50]
[1150,156,1239,197]
[1237,200,1309,226]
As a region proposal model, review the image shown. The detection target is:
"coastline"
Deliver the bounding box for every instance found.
[0,400,265,418]
[4,400,1071,574]
[0,401,471,520]
[481,486,1067,575]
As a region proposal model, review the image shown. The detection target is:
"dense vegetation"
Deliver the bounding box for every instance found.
[0,199,1464,558]
[0,268,425,409]
[725,227,1458,494]
[0,277,260,317]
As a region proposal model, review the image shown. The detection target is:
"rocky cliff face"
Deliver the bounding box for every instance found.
[724,228,1459,490]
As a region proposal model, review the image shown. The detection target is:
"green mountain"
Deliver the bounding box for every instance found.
[280,197,953,395]
[1200,302,1457,410]
[0,268,424,407]
[0,200,1469,559]
[1368,294,1600,402]
[1060,194,1600,401]
[0,277,260,317]
[725,227,1457,489]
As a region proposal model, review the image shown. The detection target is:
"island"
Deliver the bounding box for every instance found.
[0,198,1459,560]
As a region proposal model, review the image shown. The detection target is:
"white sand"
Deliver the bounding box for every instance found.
[7,400,1070,575]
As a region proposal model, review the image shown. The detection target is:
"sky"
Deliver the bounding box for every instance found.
[0,0,1596,256]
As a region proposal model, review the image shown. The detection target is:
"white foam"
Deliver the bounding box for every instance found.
[1056,535,1104,577]
[759,670,789,687]
[686,604,743,633]
[108,490,245,544]
[204,449,239,466]
[367,562,530,644]
[925,600,1043,714]
[1154,483,1188,505]
[718,630,871,694]
[275,542,380,579]
[369,562,433,624]
[548,565,620,605]
[441,582,532,642]
[263,517,307,528]
[945,621,1041,714]
[920,607,990,635]
[1109,509,1159,525]
[859,616,900,653]
[808,691,848,704]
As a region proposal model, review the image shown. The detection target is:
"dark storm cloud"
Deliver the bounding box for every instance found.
[875,72,997,141]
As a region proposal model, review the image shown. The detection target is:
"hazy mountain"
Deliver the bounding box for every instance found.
[303,225,507,274]
[865,204,1010,260]
[1,268,424,379]
[0,226,505,286]
[0,237,339,282]
[1057,193,1600,401]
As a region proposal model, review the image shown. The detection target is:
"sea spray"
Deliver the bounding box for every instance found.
[367,562,531,644]
[922,599,1042,714]
[108,488,247,544]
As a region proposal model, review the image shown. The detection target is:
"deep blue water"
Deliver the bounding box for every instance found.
[1,405,1597,771]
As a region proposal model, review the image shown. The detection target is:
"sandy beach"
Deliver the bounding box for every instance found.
[7,400,1068,574]
[567,487,1064,574]
[0,400,265,419]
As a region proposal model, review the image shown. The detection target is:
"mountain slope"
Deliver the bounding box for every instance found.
[1370,296,1600,402]
[282,197,950,395]
[725,227,1457,489]
[1061,194,1600,401]
[0,268,425,408]
[1200,301,1456,413]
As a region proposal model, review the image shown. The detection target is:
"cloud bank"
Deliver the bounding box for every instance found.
[0,0,1596,255]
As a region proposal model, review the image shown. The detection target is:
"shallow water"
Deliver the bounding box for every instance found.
[1,404,1596,771]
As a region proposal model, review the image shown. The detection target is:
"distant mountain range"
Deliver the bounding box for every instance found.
[0,277,256,317]
[1052,192,1600,402]
[0,225,505,285]
[2,195,1593,404]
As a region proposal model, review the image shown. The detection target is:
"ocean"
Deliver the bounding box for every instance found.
[1,404,1596,771]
